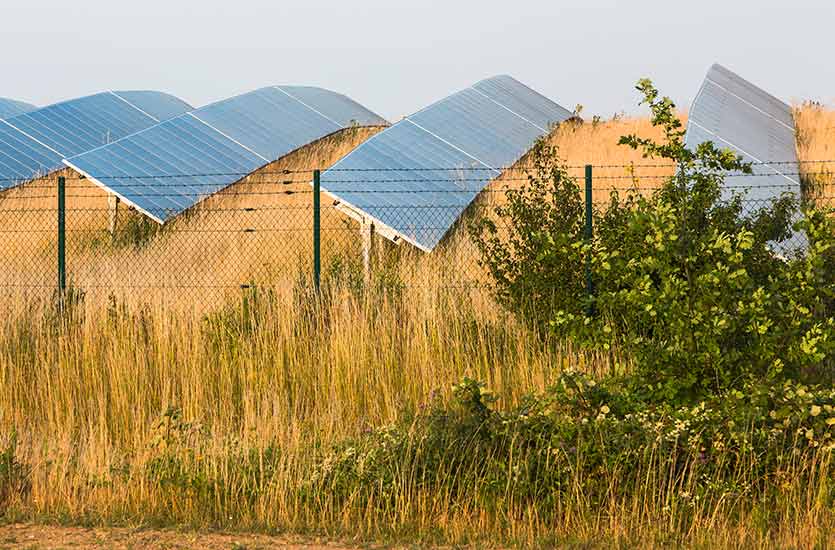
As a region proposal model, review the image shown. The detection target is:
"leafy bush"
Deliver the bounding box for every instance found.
[469,140,590,332]
[310,375,835,518]
[0,433,30,511]
[473,79,835,402]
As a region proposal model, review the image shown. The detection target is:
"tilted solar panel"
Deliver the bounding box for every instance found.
[409,88,549,168]
[195,87,342,160]
[0,98,37,120]
[0,123,62,183]
[113,91,194,123]
[277,86,388,128]
[319,121,495,250]
[472,75,574,131]
[0,91,192,191]
[64,86,388,222]
[319,75,573,251]
[685,64,804,248]
[67,115,264,221]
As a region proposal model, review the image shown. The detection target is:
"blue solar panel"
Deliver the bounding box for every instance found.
[320,75,573,251]
[0,91,191,191]
[278,86,389,127]
[196,87,342,159]
[473,75,574,131]
[319,121,494,250]
[686,65,800,201]
[0,122,62,183]
[67,114,264,221]
[64,86,388,222]
[686,63,804,249]
[0,98,36,120]
[410,88,548,169]
[8,92,177,157]
[113,91,194,123]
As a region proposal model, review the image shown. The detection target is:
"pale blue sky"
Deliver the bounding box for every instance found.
[3,0,833,120]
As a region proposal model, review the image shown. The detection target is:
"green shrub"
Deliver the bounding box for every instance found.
[310,374,835,518]
[0,433,30,512]
[473,79,835,402]
[559,80,835,401]
[469,140,591,332]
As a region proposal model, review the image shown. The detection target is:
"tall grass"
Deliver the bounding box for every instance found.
[0,110,833,547]
[0,284,832,548]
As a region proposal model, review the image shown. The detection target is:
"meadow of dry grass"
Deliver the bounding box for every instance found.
[796,103,835,200]
[0,109,834,548]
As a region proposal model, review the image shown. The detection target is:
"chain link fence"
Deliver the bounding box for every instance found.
[0,161,832,312]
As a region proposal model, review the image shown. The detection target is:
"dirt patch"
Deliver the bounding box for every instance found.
[0,523,364,550]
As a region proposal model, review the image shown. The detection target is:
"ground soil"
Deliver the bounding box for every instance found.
[0,524,365,550]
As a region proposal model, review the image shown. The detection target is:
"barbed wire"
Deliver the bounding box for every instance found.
[0,159,834,185]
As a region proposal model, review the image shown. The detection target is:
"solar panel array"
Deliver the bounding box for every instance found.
[0,91,192,190]
[319,75,573,251]
[65,86,388,223]
[0,98,36,120]
[686,64,801,207]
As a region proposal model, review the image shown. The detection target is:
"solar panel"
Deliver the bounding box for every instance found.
[112,91,193,123]
[64,86,388,222]
[685,64,804,248]
[0,91,192,191]
[320,75,573,251]
[0,98,37,120]
[195,87,342,160]
[278,86,388,128]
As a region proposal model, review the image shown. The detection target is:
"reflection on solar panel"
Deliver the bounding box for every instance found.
[685,64,804,247]
[319,75,573,251]
[0,98,36,120]
[65,86,387,223]
[0,91,192,191]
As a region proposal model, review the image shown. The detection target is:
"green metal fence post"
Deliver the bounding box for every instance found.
[313,169,321,292]
[57,176,67,300]
[584,165,594,313]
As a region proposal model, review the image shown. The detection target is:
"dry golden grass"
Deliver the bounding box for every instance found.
[796,103,835,202]
[1,110,834,548]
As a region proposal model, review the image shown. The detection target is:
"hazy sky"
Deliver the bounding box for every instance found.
[3,1,833,121]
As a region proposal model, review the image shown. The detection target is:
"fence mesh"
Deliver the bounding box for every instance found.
[0,161,832,312]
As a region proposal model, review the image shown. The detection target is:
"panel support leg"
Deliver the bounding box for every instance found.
[108,194,120,236]
[361,219,375,285]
